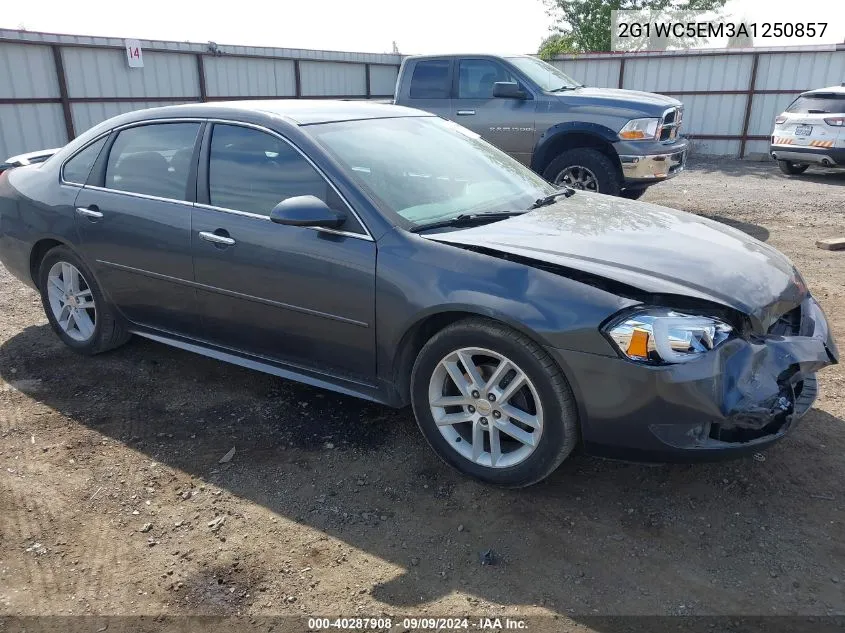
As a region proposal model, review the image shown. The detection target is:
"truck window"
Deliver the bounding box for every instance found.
[409,60,451,99]
[457,59,516,99]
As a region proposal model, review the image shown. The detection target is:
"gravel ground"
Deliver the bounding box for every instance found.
[1,158,844,629]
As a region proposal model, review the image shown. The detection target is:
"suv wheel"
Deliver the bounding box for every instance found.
[410,318,579,487]
[778,160,809,175]
[37,245,131,355]
[543,148,622,196]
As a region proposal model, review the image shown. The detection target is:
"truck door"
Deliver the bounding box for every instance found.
[450,58,537,166]
[401,58,453,119]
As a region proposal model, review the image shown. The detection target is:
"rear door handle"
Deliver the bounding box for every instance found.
[76,206,103,219]
[456,110,476,116]
[199,231,236,246]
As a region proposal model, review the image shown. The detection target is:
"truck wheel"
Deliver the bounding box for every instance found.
[778,160,809,175]
[543,148,622,196]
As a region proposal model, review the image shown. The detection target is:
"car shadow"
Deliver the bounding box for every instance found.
[686,157,845,187]
[2,324,845,617]
[705,215,770,242]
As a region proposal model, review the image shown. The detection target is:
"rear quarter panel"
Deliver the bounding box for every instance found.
[0,164,80,288]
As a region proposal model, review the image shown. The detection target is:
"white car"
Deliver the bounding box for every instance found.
[770,84,845,175]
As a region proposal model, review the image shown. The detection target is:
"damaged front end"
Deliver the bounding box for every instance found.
[558,295,838,459]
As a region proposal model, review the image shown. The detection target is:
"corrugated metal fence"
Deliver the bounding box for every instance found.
[0,29,401,159]
[551,45,845,158]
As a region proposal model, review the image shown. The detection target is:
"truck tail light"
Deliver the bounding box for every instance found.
[774,115,787,125]
[824,117,845,127]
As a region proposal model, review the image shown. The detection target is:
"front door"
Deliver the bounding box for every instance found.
[74,121,203,333]
[191,122,377,380]
[450,58,537,165]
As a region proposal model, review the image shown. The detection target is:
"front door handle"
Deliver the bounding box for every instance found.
[199,231,236,246]
[76,206,103,220]
[456,109,476,116]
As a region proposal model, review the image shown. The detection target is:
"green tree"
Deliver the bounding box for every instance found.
[541,0,729,54]
[538,33,578,60]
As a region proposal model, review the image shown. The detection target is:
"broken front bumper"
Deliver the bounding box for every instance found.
[551,297,838,461]
[615,138,688,184]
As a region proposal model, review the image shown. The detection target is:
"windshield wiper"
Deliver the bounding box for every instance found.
[528,187,576,210]
[410,211,527,233]
[549,86,577,92]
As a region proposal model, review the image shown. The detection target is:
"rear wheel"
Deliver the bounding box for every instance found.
[543,148,622,196]
[37,245,131,355]
[410,318,579,487]
[778,160,809,175]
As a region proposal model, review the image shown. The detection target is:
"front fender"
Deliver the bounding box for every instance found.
[531,122,620,173]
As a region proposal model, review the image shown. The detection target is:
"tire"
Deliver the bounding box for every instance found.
[543,148,623,196]
[620,188,647,200]
[37,245,131,355]
[778,160,809,175]
[410,317,579,487]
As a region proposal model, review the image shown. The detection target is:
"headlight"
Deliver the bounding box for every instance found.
[618,118,661,141]
[604,309,734,364]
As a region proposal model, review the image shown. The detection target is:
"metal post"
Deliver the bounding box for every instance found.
[739,53,760,159]
[294,59,302,98]
[365,63,371,99]
[617,57,626,89]
[51,45,75,142]
[196,54,208,102]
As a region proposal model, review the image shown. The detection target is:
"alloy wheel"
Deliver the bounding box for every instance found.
[427,347,543,468]
[555,165,599,192]
[46,261,97,342]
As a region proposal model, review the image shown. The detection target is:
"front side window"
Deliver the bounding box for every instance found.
[458,59,517,99]
[308,116,555,228]
[208,124,346,219]
[105,123,200,200]
[62,137,107,184]
[505,56,580,92]
[409,60,451,99]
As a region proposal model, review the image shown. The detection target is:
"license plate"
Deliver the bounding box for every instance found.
[795,124,813,136]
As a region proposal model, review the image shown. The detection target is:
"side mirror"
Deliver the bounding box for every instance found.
[492,81,527,99]
[269,195,346,229]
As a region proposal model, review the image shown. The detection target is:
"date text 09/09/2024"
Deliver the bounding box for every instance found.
[307,617,529,630]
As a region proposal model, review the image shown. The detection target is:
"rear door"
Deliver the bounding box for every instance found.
[190,122,377,380]
[73,120,203,333]
[400,58,453,119]
[450,58,537,165]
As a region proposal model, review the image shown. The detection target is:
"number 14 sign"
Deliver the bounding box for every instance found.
[125,39,144,68]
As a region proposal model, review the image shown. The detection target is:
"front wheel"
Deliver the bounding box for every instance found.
[778,160,809,175]
[543,148,622,196]
[37,245,131,355]
[410,318,579,487]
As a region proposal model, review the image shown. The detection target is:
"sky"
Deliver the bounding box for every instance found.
[1,0,843,54]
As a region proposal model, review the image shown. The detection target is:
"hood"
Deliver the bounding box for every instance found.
[426,192,805,331]
[554,87,682,118]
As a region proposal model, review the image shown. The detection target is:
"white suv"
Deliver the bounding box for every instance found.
[770,84,845,175]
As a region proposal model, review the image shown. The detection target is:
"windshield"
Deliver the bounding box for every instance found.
[505,56,581,92]
[307,116,556,227]
[787,94,845,114]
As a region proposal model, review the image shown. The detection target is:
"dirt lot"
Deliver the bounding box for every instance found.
[1,159,844,629]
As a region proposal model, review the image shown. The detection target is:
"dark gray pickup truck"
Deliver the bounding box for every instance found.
[394,54,688,198]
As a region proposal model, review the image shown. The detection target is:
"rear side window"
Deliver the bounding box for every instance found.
[62,137,107,184]
[105,123,200,200]
[786,94,845,114]
[409,60,451,99]
[208,124,353,221]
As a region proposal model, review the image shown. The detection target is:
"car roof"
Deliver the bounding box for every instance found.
[801,84,845,96]
[119,99,430,126]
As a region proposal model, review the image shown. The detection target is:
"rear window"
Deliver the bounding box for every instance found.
[409,60,451,99]
[786,94,845,114]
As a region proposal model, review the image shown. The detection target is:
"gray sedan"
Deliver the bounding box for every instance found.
[0,101,837,486]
